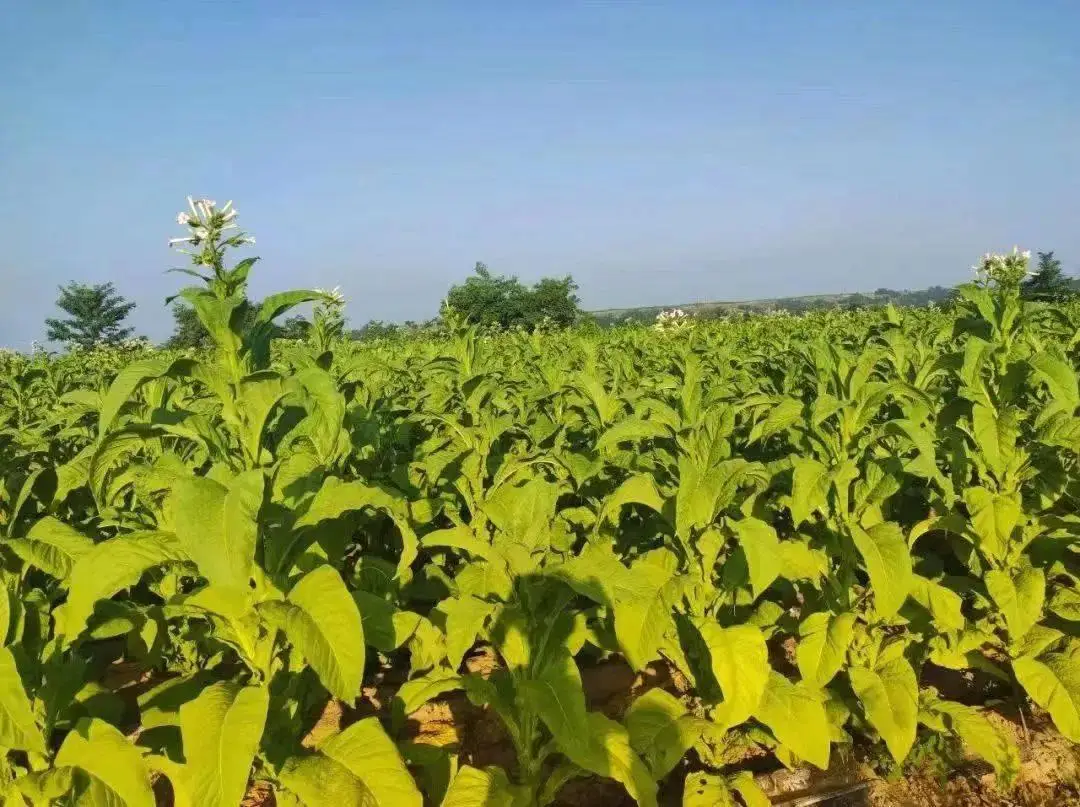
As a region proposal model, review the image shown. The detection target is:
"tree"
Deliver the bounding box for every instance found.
[1022,251,1073,302]
[165,303,212,350]
[45,282,136,349]
[445,262,581,330]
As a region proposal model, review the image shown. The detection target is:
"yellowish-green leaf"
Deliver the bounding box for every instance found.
[55,718,154,807]
[258,565,365,701]
[180,682,269,807]
[754,672,831,770]
[796,612,856,688]
[0,647,45,754]
[850,658,918,763]
[850,522,912,619]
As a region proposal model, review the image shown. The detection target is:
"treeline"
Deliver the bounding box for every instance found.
[38,251,1076,350]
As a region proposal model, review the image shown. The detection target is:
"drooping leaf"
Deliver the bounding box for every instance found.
[850,657,919,763]
[560,712,658,807]
[729,517,780,599]
[850,522,912,619]
[437,595,494,669]
[180,682,269,807]
[625,688,706,779]
[258,565,365,701]
[316,717,423,807]
[13,516,95,581]
[55,718,155,807]
[1014,644,1080,743]
[694,621,769,731]
[754,672,831,770]
[164,470,263,590]
[440,765,524,807]
[59,531,186,642]
[0,646,45,754]
[796,612,856,689]
[985,565,1045,641]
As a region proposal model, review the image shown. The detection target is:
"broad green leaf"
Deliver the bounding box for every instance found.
[352,591,423,652]
[441,765,523,807]
[236,372,288,462]
[59,530,186,642]
[258,565,365,701]
[1049,586,1080,622]
[776,540,829,583]
[906,575,966,632]
[279,754,369,807]
[986,565,1044,641]
[754,672,831,770]
[694,621,769,730]
[421,526,495,561]
[561,712,657,807]
[729,517,780,599]
[850,522,912,619]
[0,647,45,754]
[317,717,423,807]
[749,396,802,444]
[850,657,918,763]
[596,416,671,453]
[296,478,417,578]
[796,612,856,688]
[727,771,770,807]
[930,699,1020,784]
[625,688,706,779]
[612,550,681,671]
[165,470,262,590]
[437,596,494,668]
[790,457,829,527]
[55,718,154,807]
[14,516,95,580]
[1030,351,1079,411]
[682,772,734,807]
[96,356,170,438]
[963,487,1020,562]
[395,671,464,721]
[599,475,665,526]
[971,403,1017,481]
[180,682,269,807]
[1014,644,1080,743]
[483,478,558,552]
[520,649,589,751]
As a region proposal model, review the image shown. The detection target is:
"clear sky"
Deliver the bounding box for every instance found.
[1,1,1078,346]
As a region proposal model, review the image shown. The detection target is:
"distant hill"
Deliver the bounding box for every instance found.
[588,285,957,326]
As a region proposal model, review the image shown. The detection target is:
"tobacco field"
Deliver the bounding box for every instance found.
[1,201,1079,806]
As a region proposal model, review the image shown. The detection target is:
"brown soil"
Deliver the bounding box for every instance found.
[233,651,1080,807]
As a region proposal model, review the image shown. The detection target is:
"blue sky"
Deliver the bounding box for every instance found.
[1,1,1078,346]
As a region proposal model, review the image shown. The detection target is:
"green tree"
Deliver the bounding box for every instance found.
[1021,251,1073,301]
[445,262,581,329]
[165,303,212,350]
[45,282,136,349]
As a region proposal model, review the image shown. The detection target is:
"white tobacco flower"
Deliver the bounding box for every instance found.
[169,236,194,246]
[177,212,192,225]
[316,286,346,305]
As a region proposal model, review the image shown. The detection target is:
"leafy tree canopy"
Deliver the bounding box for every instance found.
[445,262,581,330]
[1022,251,1074,302]
[45,282,136,349]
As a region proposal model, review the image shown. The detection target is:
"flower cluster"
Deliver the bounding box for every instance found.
[972,246,1032,289]
[654,308,693,333]
[169,198,255,271]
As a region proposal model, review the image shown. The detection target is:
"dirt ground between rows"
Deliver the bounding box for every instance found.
[242,650,1079,806]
